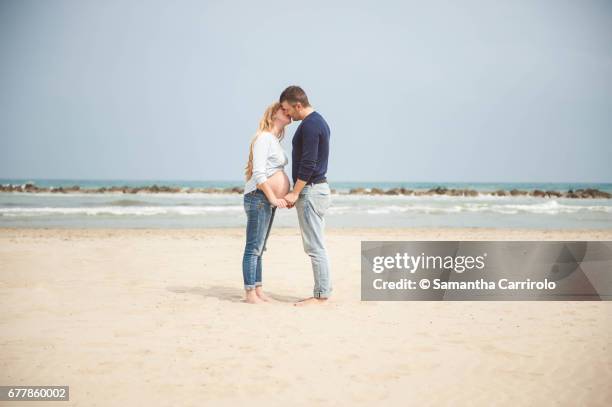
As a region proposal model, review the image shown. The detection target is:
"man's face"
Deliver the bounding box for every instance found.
[281,101,300,121]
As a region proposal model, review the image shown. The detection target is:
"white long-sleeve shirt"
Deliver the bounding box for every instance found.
[244,131,289,195]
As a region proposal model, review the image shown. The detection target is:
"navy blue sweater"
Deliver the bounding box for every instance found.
[291,111,330,185]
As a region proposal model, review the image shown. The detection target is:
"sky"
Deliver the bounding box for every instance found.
[1,0,611,183]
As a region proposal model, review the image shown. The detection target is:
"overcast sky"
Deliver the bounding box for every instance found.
[1,0,611,183]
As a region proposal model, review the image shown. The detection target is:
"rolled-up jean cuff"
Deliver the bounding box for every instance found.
[314,291,331,299]
[255,282,262,287]
[244,285,256,290]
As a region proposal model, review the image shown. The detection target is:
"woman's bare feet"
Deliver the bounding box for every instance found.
[245,289,264,304]
[255,286,277,302]
[294,297,329,306]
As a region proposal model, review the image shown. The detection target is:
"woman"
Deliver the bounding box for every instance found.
[242,102,292,304]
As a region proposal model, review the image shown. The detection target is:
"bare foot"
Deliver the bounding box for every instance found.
[294,297,329,306]
[245,290,264,304]
[255,288,277,303]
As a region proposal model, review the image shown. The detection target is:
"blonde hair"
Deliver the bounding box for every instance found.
[244,102,286,181]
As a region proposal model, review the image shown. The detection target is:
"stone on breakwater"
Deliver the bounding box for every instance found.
[0,183,610,199]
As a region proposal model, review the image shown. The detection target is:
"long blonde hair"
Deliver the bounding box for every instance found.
[244,102,286,181]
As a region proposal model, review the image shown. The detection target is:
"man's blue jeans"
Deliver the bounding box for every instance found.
[296,182,332,298]
[242,189,276,290]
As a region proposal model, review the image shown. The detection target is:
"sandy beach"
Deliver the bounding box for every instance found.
[1,227,611,406]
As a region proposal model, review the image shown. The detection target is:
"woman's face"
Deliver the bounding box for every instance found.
[274,108,292,127]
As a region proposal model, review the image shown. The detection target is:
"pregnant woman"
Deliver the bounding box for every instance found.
[242,102,292,304]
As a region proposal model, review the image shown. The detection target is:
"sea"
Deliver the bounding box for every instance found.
[1,179,611,229]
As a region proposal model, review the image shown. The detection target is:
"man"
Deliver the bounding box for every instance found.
[280,85,332,306]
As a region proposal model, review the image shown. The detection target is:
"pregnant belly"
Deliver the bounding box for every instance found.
[266,170,290,197]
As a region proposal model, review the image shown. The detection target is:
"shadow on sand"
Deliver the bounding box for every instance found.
[167,285,301,303]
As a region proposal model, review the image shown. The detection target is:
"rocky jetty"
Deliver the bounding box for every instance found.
[0,183,245,195]
[1,183,610,199]
[347,186,611,199]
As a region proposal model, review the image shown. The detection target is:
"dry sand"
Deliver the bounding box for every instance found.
[1,227,611,406]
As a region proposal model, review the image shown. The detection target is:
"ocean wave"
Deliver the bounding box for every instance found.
[0,205,244,217]
[360,205,463,215]
[333,193,612,202]
[486,200,612,214]
[330,200,612,215]
[2,200,612,218]
[0,191,245,199]
[108,199,152,206]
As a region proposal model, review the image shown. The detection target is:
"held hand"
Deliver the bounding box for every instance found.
[273,198,288,209]
[284,191,298,206]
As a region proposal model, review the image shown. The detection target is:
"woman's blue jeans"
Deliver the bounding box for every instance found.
[242,189,276,290]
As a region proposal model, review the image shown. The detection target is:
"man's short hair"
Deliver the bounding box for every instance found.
[279,86,310,107]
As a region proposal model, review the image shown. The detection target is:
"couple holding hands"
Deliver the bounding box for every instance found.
[242,86,332,306]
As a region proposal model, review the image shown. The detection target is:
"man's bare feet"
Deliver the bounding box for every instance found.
[255,287,277,302]
[245,290,264,304]
[294,297,329,306]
